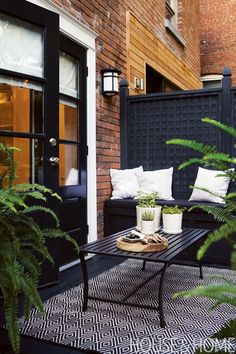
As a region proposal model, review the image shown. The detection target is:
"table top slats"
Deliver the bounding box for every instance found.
[80,228,209,263]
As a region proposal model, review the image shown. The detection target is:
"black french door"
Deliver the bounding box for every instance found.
[0,0,88,284]
[57,36,87,266]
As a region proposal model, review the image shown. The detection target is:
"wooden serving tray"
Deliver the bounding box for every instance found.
[116,236,168,253]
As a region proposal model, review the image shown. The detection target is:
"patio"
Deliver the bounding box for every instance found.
[0,2,236,353]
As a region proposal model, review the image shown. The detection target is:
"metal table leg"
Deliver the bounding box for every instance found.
[199,261,203,280]
[142,260,146,271]
[159,262,168,328]
[79,251,88,311]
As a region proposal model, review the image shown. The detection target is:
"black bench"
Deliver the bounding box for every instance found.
[104,198,232,265]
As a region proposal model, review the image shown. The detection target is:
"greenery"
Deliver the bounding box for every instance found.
[167,118,236,350]
[137,191,158,208]
[0,143,80,353]
[162,205,185,214]
[141,210,155,221]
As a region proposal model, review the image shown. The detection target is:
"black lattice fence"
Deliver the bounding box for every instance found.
[120,68,234,199]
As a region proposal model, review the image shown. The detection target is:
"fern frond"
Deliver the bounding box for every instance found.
[22,205,59,227]
[203,152,236,165]
[178,158,206,170]
[42,228,80,254]
[197,219,236,260]
[225,192,236,200]
[24,191,47,202]
[231,249,236,271]
[17,249,41,277]
[0,143,19,188]
[211,319,236,340]
[14,183,62,201]
[188,205,234,223]
[202,117,236,139]
[20,274,44,316]
[4,294,20,353]
[189,185,225,202]
[173,283,236,307]
[166,139,217,154]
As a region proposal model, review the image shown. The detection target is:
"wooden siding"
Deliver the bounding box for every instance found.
[127,12,202,95]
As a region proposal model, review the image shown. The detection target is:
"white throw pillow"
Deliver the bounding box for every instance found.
[110,166,143,199]
[136,167,174,200]
[189,167,231,203]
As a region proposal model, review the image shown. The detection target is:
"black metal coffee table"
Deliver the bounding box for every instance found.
[79,228,209,327]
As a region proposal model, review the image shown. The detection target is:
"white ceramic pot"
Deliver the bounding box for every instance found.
[141,220,155,235]
[162,213,183,234]
[136,206,162,232]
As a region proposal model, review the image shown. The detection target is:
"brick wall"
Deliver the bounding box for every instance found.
[53,0,201,238]
[200,0,236,84]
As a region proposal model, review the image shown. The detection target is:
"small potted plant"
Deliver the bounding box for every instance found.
[136,191,161,232]
[141,210,155,235]
[162,205,186,234]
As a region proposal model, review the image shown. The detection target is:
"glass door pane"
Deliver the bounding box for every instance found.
[0,136,43,184]
[59,51,79,98]
[0,75,43,133]
[59,144,79,186]
[59,99,79,141]
[0,13,44,77]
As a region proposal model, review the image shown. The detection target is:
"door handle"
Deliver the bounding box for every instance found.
[48,157,59,166]
[49,138,57,146]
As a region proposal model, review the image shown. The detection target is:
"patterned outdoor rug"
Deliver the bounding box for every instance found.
[19,260,236,354]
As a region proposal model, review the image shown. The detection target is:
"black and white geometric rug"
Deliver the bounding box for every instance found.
[19,260,236,354]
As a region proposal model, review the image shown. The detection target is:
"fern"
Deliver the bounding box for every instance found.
[202,117,236,138]
[173,283,236,307]
[197,219,236,263]
[203,152,236,165]
[168,118,236,346]
[178,158,207,170]
[0,144,80,353]
[166,138,217,154]
[189,205,234,223]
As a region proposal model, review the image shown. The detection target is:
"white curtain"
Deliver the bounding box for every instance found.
[60,51,79,98]
[0,14,43,77]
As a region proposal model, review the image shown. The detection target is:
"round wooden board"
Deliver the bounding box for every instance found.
[116,237,168,252]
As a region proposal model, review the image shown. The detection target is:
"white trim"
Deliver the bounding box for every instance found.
[26,0,97,49]
[201,74,223,82]
[26,0,98,246]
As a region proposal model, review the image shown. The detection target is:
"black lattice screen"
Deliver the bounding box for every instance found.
[123,90,224,199]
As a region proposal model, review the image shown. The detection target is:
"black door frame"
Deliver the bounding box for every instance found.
[58,36,88,265]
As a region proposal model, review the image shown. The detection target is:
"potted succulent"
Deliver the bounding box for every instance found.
[136,191,161,232]
[141,210,155,235]
[0,143,80,354]
[162,205,186,234]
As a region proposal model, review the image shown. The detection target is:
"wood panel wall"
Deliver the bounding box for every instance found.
[127,12,202,95]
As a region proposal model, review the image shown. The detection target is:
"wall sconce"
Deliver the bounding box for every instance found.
[101,68,121,96]
[134,77,144,90]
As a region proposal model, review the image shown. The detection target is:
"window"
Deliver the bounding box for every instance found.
[146,64,180,94]
[164,0,186,46]
[165,0,178,28]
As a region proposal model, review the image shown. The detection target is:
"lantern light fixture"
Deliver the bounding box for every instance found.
[101,67,121,96]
